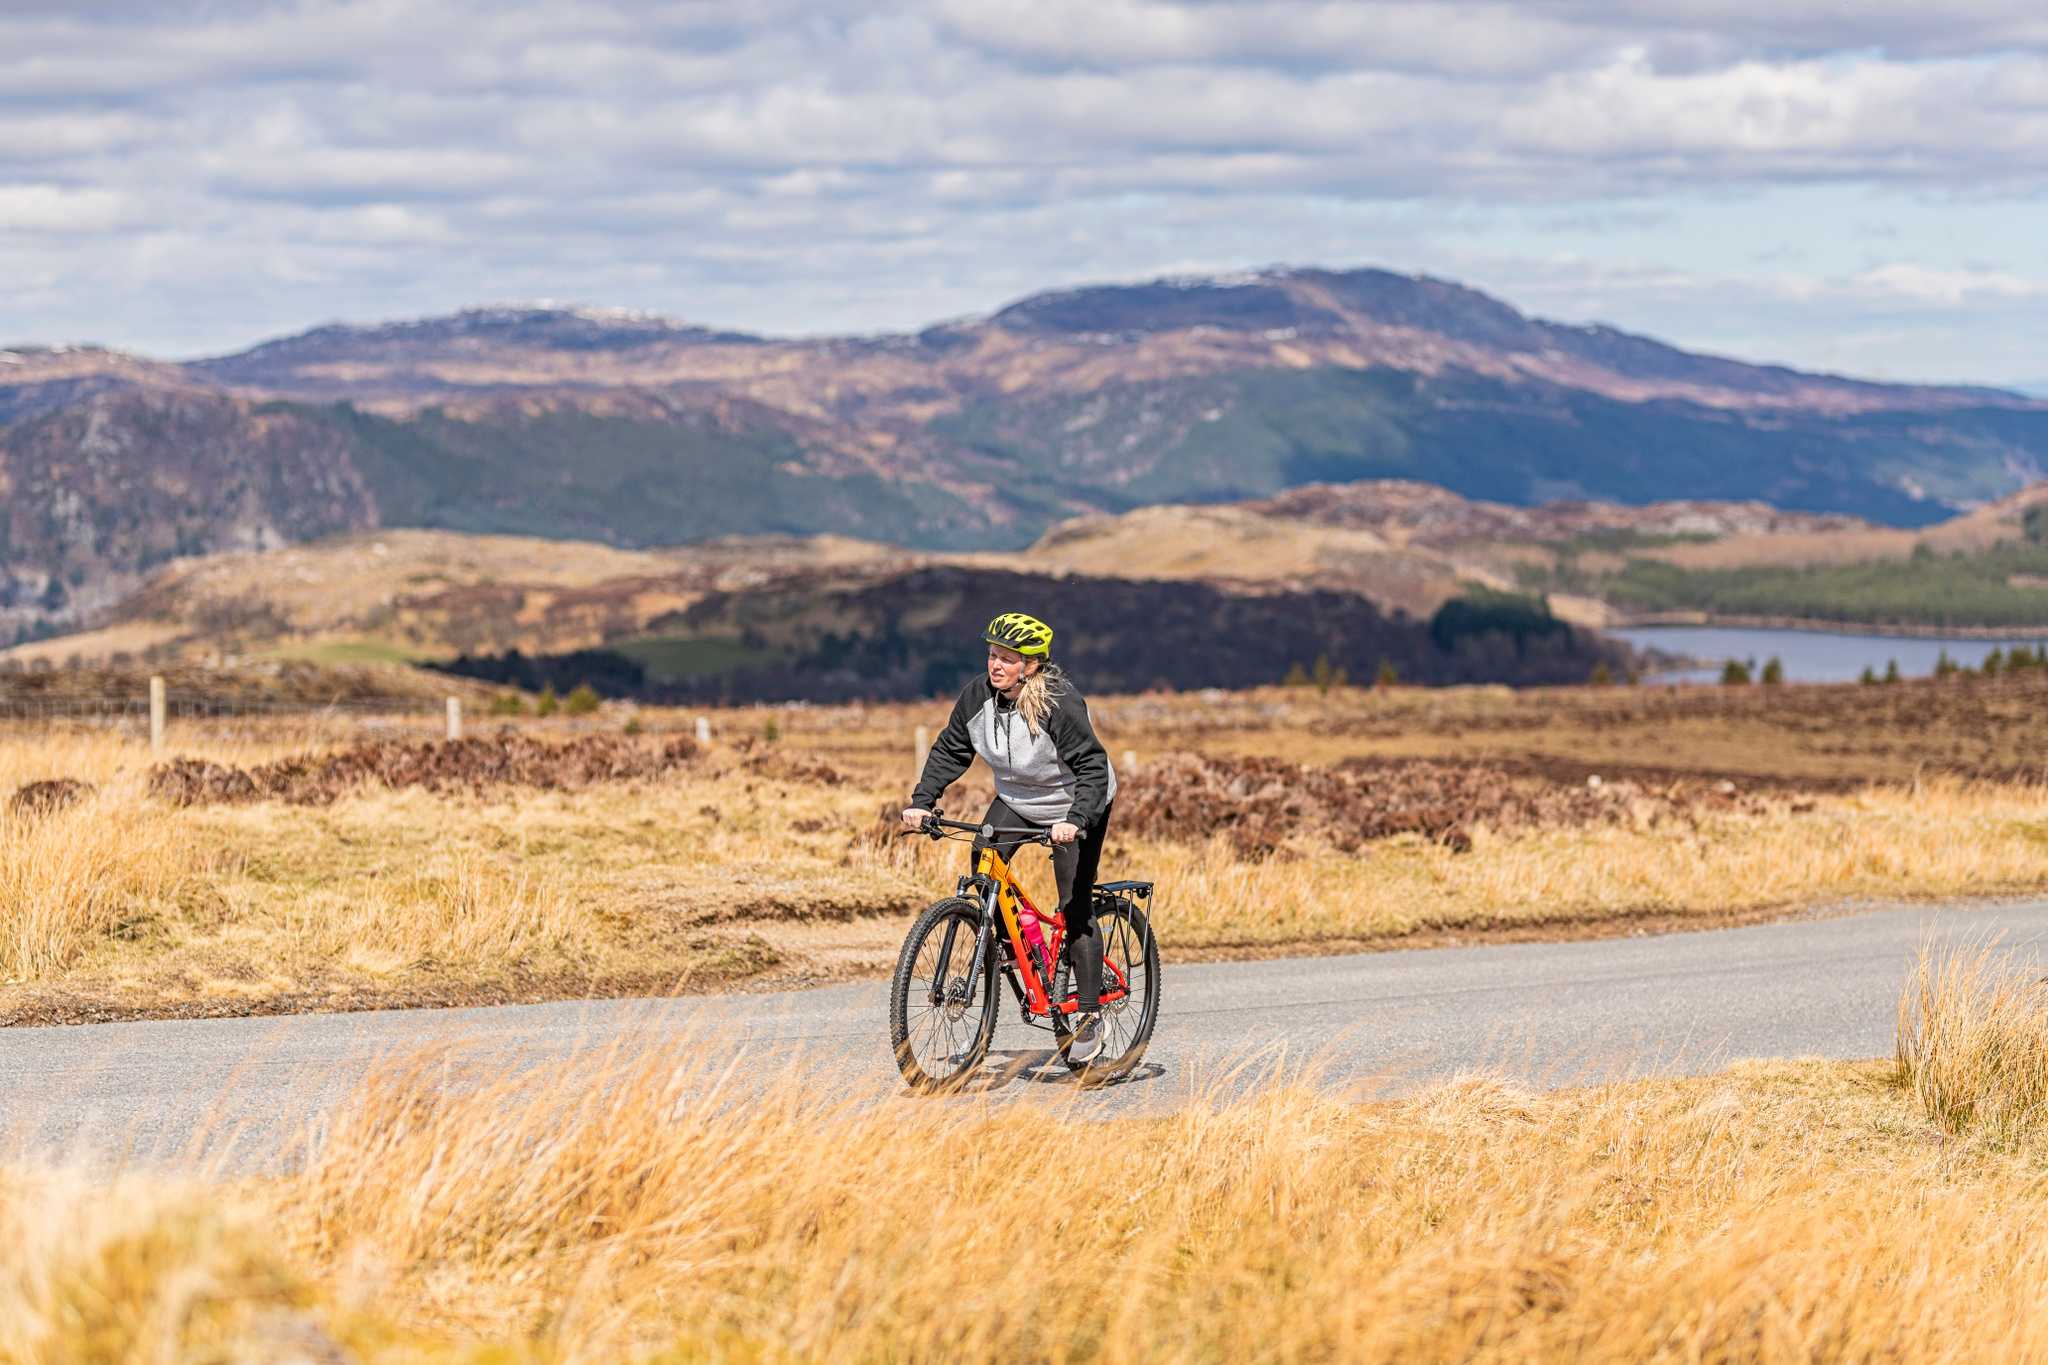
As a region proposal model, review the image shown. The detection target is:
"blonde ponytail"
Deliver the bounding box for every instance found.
[1015,661,1067,735]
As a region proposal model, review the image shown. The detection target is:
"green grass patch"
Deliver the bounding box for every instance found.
[1592,546,2048,628]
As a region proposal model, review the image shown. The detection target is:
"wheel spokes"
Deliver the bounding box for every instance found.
[902,912,985,1080]
[1095,910,1148,1064]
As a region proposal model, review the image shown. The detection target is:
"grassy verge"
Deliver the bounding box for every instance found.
[13,954,2048,1360]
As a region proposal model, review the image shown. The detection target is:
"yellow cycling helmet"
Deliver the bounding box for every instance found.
[982,611,1054,658]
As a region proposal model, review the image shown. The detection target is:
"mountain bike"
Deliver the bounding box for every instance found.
[888,810,1160,1092]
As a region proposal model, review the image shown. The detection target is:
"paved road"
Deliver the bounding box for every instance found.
[4,902,2045,1171]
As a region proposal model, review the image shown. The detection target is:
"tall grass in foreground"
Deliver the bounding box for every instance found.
[1897,940,2048,1146]
[12,1026,2048,1359]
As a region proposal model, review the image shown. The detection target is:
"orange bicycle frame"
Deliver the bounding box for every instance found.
[974,844,1129,1018]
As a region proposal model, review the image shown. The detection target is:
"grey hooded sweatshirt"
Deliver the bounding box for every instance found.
[910,676,1117,827]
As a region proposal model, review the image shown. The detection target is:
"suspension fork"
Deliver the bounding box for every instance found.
[928,912,965,1007]
[970,905,998,1004]
[929,874,998,1008]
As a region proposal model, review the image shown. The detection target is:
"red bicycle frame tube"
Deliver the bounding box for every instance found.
[980,846,1130,1019]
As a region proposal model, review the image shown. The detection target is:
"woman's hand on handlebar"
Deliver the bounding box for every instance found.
[1050,820,1079,846]
[901,807,933,832]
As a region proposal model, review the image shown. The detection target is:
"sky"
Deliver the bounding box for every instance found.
[2,0,2045,387]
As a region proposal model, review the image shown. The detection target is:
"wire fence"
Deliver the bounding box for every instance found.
[0,685,460,752]
[0,695,445,722]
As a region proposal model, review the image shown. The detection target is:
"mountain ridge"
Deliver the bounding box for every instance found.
[17,267,2035,414]
[7,264,2048,644]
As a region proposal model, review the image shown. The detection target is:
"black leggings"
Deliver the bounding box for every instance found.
[978,797,1114,1010]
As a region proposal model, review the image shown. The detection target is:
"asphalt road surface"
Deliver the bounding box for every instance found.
[5,901,2045,1172]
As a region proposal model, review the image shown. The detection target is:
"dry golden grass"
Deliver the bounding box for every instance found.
[12,981,2048,1360]
[8,688,2048,1356]
[1120,675,2048,785]
[0,619,187,668]
[5,682,2048,1021]
[1096,780,2048,946]
[1897,940,2048,1148]
[867,775,2048,951]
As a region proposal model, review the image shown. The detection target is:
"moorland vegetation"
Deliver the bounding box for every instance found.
[5,669,2048,1024]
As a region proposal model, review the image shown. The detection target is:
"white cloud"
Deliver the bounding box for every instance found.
[0,111,147,160]
[309,203,456,244]
[1500,49,2048,179]
[0,183,132,232]
[1851,262,2047,304]
[934,1,1604,78]
[0,0,2040,384]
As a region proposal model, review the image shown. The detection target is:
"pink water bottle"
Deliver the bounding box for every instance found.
[1018,906,1054,981]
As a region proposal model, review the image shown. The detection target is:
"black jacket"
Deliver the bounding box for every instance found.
[910,676,1116,828]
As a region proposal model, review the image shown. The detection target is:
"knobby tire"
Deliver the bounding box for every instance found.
[889,897,996,1092]
[1062,899,1161,1085]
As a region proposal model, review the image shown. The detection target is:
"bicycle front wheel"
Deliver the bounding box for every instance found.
[888,897,997,1092]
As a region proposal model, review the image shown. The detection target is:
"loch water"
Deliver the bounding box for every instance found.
[1609,625,2048,684]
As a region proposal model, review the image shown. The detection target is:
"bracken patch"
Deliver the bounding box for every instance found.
[148,733,704,806]
[7,779,96,818]
[733,738,847,787]
[872,753,1793,857]
[1111,752,1786,856]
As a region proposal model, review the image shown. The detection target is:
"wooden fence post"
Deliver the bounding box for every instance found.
[445,696,462,742]
[149,676,165,755]
[1122,748,1137,774]
[695,715,712,744]
[914,725,929,779]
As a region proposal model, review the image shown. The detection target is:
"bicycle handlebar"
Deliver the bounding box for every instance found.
[902,809,1055,845]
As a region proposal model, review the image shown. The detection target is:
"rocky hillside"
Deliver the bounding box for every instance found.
[8,266,2048,642]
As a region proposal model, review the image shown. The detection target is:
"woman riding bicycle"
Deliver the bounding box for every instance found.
[902,612,1118,1063]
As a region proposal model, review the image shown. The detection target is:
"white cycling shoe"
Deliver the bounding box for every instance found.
[1068,1011,1104,1064]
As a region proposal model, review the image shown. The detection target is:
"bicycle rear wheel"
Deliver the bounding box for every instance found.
[1062,898,1160,1084]
[889,897,997,1092]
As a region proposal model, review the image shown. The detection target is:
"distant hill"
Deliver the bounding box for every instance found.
[0,529,910,669]
[1019,481,1874,626]
[29,480,2043,681]
[7,267,2048,642]
[1523,483,2048,630]
[432,565,1626,701]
